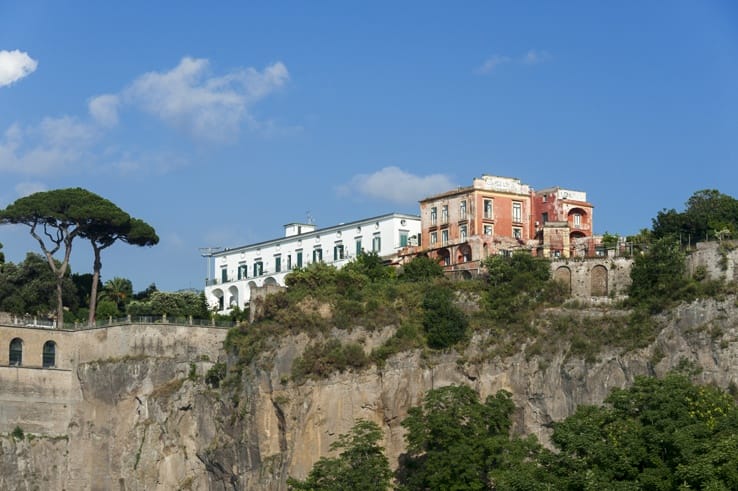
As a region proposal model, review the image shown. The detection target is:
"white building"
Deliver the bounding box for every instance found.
[203,213,421,313]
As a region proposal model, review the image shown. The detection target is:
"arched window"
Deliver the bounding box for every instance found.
[43,341,56,368]
[9,338,23,366]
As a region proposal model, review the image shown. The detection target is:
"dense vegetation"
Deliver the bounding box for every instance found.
[292,374,738,490]
[224,250,575,382]
[0,252,211,324]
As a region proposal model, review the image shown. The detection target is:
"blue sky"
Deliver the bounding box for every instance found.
[1,1,737,292]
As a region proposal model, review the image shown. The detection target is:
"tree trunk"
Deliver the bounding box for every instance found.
[55,276,64,329]
[87,244,103,326]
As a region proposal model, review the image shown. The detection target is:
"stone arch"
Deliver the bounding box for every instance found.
[228,285,239,307]
[436,248,450,266]
[9,337,23,366]
[212,288,225,310]
[554,266,572,294]
[591,264,608,296]
[457,244,472,263]
[263,277,278,286]
[43,341,56,368]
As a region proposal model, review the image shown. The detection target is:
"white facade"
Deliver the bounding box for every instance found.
[204,213,421,313]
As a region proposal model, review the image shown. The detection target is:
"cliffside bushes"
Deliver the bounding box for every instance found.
[294,374,738,490]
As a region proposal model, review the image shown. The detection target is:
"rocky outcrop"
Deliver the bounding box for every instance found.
[1,298,738,490]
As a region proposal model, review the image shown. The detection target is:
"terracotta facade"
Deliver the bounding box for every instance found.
[409,175,595,272]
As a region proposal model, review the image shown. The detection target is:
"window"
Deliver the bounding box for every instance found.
[484,224,493,236]
[334,244,345,261]
[460,224,468,241]
[573,213,582,228]
[441,205,448,224]
[253,261,263,277]
[313,248,323,263]
[441,229,449,245]
[372,235,381,252]
[542,212,548,224]
[296,251,303,268]
[430,207,437,225]
[459,200,467,220]
[430,231,437,245]
[287,255,292,270]
[400,231,409,247]
[512,202,522,223]
[220,267,228,283]
[484,199,493,219]
[513,227,522,239]
[274,256,282,273]
[237,263,247,280]
[355,239,362,256]
[43,341,56,368]
[9,338,22,366]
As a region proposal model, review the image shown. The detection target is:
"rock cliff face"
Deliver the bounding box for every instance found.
[1,298,738,490]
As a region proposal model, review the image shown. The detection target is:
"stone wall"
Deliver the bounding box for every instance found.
[0,323,228,435]
[550,257,632,299]
[687,241,738,282]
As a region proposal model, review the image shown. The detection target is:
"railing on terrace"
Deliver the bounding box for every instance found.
[0,315,236,331]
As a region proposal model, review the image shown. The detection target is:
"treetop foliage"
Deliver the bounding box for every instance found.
[483,252,565,326]
[288,419,392,491]
[0,187,158,325]
[652,189,738,243]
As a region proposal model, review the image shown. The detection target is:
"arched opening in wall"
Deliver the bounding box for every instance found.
[554,266,572,294]
[228,285,239,308]
[461,270,472,280]
[9,338,23,366]
[568,208,588,232]
[457,244,472,263]
[436,248,451,266]
[43,341,56,368]
[264,277,277,286]
[591,265,608,297]
[248,281,258,293]
[212,288,225,310]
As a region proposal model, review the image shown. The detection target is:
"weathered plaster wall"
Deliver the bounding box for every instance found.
[550,257,632,298]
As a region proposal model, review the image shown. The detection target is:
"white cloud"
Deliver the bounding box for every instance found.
[103,149,189,176]
[476,55,511,74]
[476,49,551,74]
[522,49,551,65]
[122,57,289,141]
[88,94,120,127]
[338,167,456,205]
[0,56,289,178]
[0,50,38,87]
[0,117,98,175]
[15,181,47,197]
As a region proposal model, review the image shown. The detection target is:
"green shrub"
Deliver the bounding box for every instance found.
[422,285,468,349]
[292,339,369,382]
[205,362,227,388]
[11,426,24,440]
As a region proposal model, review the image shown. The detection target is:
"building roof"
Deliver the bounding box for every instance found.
[212,212,420,257]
